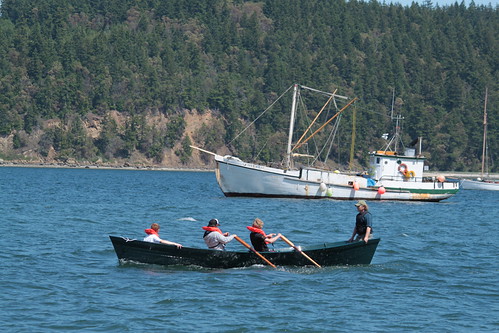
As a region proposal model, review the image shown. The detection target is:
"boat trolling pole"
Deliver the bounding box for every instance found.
[293,91,337,153]
[234,236,276,268]
[292,97,358,153]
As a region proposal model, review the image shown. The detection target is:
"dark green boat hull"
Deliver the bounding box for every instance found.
[110,236,380,269]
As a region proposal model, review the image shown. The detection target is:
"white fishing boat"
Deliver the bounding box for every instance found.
[461,88,499,191]
[194,84,459,201]
[461,178,499,191]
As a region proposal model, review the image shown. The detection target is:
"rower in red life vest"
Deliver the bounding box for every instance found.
[202,219,237,251]
[247,218,281,252]
[144,223,182,248]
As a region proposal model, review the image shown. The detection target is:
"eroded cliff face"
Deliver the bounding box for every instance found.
[0,109,231,169]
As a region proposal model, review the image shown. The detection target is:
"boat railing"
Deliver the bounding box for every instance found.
[377,175,423,182]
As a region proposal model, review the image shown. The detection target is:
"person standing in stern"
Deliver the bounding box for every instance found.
[347,200,373,243]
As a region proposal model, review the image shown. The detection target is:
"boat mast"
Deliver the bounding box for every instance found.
[394,114,402,153]
[349,103,356,170]
[381,89,404,153]
[481,88,488,177]
[286,84,299,169]
[391,89,402,153]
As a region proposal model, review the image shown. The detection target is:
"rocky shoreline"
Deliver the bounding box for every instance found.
[2,159,498,179]
[0,159,215,172]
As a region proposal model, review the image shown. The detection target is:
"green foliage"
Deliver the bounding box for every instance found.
[12,132,26,149]
[94,115,122,159]
[165,115,186,148]
[175,135,192,164]
[0,0,497,171]
[194,121,226,163]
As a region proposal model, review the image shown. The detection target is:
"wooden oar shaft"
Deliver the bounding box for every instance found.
[280,235,321,268]
[234,236,276,268]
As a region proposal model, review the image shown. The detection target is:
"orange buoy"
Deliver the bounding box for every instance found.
[378,186,386,194]
[437,175,445,182]
[353,182,360,190]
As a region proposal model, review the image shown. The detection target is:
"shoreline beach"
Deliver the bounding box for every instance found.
[1,160,497,179]
[0,160,215,172]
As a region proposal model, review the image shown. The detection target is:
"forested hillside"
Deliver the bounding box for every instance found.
[0,0,497,171]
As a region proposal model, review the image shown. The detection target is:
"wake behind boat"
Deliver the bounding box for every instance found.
[194,84,459,202]
[109,236,380,268]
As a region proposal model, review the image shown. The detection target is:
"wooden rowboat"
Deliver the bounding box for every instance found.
[109,235,380,269]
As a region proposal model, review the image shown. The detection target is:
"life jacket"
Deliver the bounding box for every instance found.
[247,226,271,245]
[355,212,372,235]
[246,226,267,237]
[202,226,223,238]
[144,228,159,236]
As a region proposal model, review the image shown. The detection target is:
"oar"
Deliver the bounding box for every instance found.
[280,235,321,268]
[234,236,276,268]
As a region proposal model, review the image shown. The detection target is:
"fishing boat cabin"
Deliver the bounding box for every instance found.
[369,148,426,183]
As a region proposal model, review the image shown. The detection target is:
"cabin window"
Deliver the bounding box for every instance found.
[376,157,380,164]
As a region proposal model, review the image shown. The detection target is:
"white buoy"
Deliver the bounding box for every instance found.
[319,183,327,192]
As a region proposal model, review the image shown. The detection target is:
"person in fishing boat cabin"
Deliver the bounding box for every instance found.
[144,223,182,248]
[247,218,281,252]
[347,200,373,244]
[202,218,237,251]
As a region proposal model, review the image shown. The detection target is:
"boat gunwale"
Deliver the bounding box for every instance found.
[109,236,381,268]
[110,235,379,254]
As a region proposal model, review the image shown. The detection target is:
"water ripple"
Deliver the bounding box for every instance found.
[1,168,497,332]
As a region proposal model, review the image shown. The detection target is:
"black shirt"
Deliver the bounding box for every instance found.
[250,232,268,251]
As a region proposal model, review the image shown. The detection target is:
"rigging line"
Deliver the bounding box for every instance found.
[351,101,390,118]
[382,135,397,152]
[322,94,339,161]
[320,114,342,165]
[293,90,337,150]
[312,100,339,165]
[315,118,338,165]
[254,138,268,161]
[296,94,320,156]
[297,85,347,160]
[297,95,321,159]
[332,95,339,110]
[228,84,294,145]
[292,97,358,152]
[301,85,348,99]
[322,98,341,164]
[358,107,391,118]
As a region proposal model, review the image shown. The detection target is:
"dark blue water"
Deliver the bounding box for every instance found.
[0,167,497,332]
